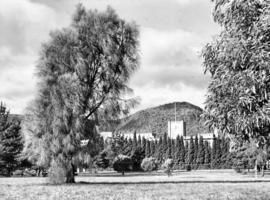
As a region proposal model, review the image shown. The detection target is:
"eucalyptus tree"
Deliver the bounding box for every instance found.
[23,4,139,183]
[202,0,270,172]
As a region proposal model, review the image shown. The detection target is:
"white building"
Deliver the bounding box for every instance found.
[168,120,186,139]
[100,131,113,140]
[183,132,218,147]
[124,132,155,141]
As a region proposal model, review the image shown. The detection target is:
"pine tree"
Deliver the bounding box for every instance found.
[0,103,23,176]
[162,133,168,160]
[171,139,175,159]
[174,136,181,164]
[132,132,137,153]
[142,137,147,157]
[185,141,189,164]
[150,140,155,157]
[211,135,217,168]
[156,137,163,162]
[145,140,151,158]
[179,136,186,165]
[165,138,172,159]
[138,135,142,149]
[196,136,205,167]
[215,137,222,168]
[123,137,133,156]
[204,141,211,168]
[188,136,195,165]
[194,135,199,165]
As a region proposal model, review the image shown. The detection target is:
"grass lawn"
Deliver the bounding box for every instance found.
[1,171,270,200]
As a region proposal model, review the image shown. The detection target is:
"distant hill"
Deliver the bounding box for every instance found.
[115,102,207,137]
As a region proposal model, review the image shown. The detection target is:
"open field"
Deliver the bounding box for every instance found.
[1,171,270,200]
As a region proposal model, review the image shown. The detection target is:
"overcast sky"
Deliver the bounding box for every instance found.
[0,0,219,114]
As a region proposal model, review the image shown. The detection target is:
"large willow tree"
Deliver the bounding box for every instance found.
[202,1,270,154]
[23,4,139,183]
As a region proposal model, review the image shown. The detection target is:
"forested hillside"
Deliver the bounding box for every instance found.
[116,102,207,137]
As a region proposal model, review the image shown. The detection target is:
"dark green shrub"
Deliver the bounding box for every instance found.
[95,151,110,169]
[141,157,157,172]
[131,147,145,171]
[186,165,191,171]
[113,155,133,175]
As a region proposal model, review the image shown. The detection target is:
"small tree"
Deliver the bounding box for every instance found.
[141,157,157,172]
[95,151,109,169]
[112,155,133,175]
[162,158,173,177]
[131,147,144,171]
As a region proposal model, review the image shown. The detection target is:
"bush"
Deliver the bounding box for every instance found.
[112,155,133,175]
[233,167,242,173]
[162,159,173,176]
[23,169,36,177]
[131,147,145,171]
[95,151,110,169]
[12,169,24,177]
[186,165,191,171]
[0,168,9,177]
[141,157,157,172]
[48,160,66,184]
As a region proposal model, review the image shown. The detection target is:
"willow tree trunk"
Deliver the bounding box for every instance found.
[66,163,75,183]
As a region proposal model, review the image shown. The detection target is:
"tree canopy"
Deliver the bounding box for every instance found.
[202,0,270,146]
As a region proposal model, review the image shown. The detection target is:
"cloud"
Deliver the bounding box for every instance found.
[0,0,218,113]
[0,0,65,113]
[132,83,207,112]
[130,27,209,90]
[0,0,63,55]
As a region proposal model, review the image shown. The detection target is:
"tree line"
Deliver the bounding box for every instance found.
[96,132,232,170]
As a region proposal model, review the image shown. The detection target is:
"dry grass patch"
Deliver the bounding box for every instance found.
[1,177,270,200]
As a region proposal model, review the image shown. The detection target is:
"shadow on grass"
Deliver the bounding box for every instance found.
[75,179,270,185]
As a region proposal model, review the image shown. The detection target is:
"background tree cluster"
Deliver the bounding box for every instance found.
[95,132,232,171]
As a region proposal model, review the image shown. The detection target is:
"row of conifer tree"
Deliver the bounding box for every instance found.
[101,132,232,169]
